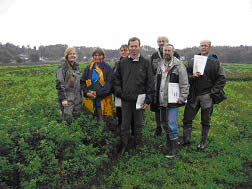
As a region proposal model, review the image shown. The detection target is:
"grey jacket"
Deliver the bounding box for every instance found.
[154,57,189,108]
[56,61,83,104]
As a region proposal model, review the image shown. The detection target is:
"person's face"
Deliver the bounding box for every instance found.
[200,41,211,56]
[93,53,104,64]
[67,51,77,63]
[163,45,173,61]
[128,40,140,59]
[158,38,167,51]
[120,47,129,58]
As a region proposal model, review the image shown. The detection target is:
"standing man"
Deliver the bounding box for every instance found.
[182,40,226,150]
[154,44,189,157]
[151,36,180,136]
[114,37,155,155]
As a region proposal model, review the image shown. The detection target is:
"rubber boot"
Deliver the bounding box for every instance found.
[197,126,210,150]
[181,126,192,146]
[165,138,178,158]
[165,133,171,155]
[118,136,128,156]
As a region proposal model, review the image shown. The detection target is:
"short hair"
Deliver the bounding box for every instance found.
[163,43,175,52]
[64,47,77,60]
[120,44,129,50]
[157,36,169,43]
[200,40,211,46]
[92,47,105,58]
[128,37,141,46]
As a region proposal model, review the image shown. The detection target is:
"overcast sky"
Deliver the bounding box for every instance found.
[0,0,252,50]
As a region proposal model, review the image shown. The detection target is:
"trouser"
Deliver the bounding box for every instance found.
[160,107,179,140]
[155,111,161,127]
[121,101,145,148]
[116,107,135,136]
[61,100,83,125]
[94,105,103,121]
[183,93,213,129]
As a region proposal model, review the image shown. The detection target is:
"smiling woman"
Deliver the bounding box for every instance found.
[56,47,83,125]
[81,47,114,121]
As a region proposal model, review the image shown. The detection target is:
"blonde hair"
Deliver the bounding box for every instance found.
[64,47,77,60]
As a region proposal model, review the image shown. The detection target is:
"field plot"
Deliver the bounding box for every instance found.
[0,63,251,188]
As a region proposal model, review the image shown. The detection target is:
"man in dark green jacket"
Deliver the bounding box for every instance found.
[182,40,226,150]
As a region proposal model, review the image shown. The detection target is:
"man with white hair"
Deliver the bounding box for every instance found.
[181,40,226,150]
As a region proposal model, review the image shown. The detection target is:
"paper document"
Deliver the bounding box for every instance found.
[193,55,208,75]
[136,94,146,109]
[168,83,180,103]
[115,97,122,107]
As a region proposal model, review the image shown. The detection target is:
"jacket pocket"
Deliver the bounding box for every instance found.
[170,73,179,83]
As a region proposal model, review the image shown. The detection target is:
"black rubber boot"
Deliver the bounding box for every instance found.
[165,138,177,158]
[118,136,128,156]
[197,126,210,150]
[154,126,162,136]
[165,134,171,155]
[181,126,192,146]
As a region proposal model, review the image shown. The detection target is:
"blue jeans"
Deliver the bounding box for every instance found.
[160,107,179,140]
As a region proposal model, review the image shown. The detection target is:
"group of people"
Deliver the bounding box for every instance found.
[56,36,226,158]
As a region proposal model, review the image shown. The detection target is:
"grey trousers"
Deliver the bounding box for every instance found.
[183,93,213,128]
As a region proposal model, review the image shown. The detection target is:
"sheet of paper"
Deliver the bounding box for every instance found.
[168,83,180,103]
[136,94,146,109]
[193,55,208,75]
[115,97,122,107]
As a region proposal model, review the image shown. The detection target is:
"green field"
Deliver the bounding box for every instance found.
[0,63,251,188]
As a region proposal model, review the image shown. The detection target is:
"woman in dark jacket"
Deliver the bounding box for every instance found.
[81,48,113,121]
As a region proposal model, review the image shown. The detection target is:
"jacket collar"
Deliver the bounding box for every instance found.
[128,53,141,61]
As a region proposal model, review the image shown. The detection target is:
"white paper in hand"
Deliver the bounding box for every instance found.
[193,55,208,75]
[168,83,180,103]
[136,94,146,109]
[115,97,122,107]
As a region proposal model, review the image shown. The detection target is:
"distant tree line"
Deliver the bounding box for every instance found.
[0,42,251,64]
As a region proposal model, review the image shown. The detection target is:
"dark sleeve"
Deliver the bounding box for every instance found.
[186,58,194,85]
[80,65,89,97]
[145,60,155,104]
[113,61,122,97]
[211,61,226,93]
[174,51,180,59]
[96,64,113,99]
[56,66,67,101]
[112,61,119,73]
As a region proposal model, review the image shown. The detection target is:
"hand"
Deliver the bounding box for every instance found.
[193,72,200,78]
[62,100,68,107]
[176,99,183,104]
[143,103,149,109]
[87,90,96,99]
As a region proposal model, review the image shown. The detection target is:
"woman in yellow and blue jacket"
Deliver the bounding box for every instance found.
[80,47,113,121]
